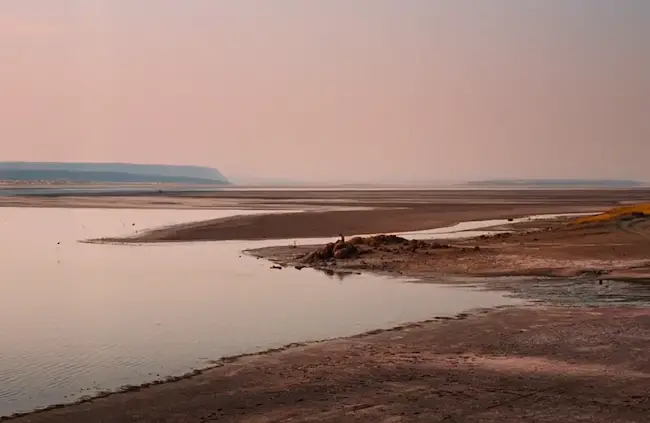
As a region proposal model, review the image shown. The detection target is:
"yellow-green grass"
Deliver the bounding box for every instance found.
[574,203,650,224]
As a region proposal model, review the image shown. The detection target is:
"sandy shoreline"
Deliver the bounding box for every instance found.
[1,306,507,421]
[7,305,650,422]
[5,189,650,421]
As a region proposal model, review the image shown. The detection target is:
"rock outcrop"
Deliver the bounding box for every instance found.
[301,234,452,264]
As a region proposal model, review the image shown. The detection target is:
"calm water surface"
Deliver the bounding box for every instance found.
[0,207,521,417]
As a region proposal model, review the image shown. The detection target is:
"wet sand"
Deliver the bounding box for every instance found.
[67,187,650,242]
[102,204,605,243]
[7,306,650,422]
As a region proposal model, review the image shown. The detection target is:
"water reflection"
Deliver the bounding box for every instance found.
[314,268,361,280]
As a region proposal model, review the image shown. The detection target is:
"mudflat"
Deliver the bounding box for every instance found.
[7,306,650,423]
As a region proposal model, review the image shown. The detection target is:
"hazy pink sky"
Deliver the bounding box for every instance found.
[2,1,649,182]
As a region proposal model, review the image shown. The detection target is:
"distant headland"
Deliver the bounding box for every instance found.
[0,162,229,185]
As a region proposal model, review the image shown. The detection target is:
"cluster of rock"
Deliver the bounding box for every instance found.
[477,232,512,240]
[350,234,451,251]
[301,234,452,264]
[348,234,408,246]
[302,238,359,263]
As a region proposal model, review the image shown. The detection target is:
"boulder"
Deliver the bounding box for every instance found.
[302,239,359,263]
[334,245,357,259]
[348,236,365,245]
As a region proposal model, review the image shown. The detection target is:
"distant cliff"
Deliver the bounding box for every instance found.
[0,162,229,185]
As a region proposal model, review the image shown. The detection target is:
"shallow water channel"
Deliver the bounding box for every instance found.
[0,207,527,416]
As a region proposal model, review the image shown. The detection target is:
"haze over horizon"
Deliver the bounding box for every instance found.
[2,1,649,183]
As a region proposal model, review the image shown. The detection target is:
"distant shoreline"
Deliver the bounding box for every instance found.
[2,176,648,191]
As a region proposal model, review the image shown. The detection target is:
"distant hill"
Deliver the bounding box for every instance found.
[468,179,644,188]
[0,162,229,185]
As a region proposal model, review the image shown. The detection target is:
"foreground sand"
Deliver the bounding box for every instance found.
[7,306,650,423]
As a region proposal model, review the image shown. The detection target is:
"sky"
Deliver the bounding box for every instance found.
[1,1,649,183]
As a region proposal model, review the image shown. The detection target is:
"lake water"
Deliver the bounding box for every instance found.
[0,207,522,417]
